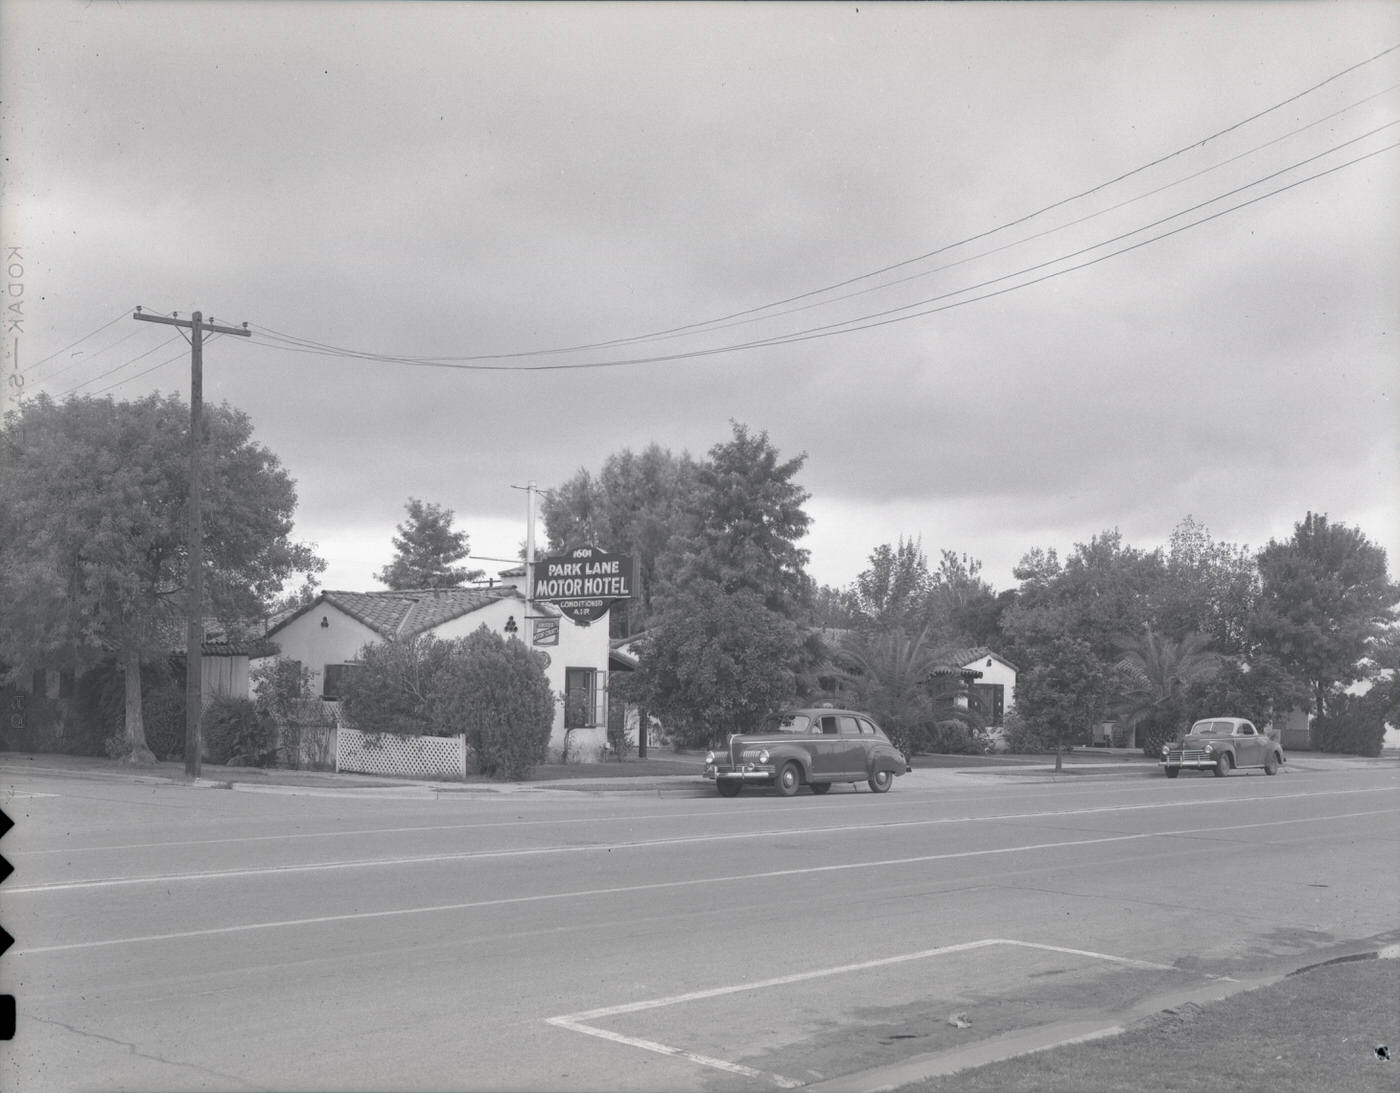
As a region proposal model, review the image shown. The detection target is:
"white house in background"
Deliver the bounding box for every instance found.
[937,646,1018,725]
[260,582,613,761]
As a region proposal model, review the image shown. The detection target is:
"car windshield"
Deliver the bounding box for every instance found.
[1190,721,1236,736]
[759,713,813,734]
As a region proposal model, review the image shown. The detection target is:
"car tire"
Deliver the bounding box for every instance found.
[1214,752,1232,778]
[775,761,802,797]
[1265,752,1280,775]
[868,768,893,793]
[809,782,832,795]
[1164,767,1179,778]
[717,780,742,798]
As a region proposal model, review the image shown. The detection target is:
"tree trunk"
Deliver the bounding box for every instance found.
[122,651,157,765]
[1054,741,1063,773]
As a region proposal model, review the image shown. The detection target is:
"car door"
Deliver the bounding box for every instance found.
[1234,722,1263,766]
[806,714,844,778]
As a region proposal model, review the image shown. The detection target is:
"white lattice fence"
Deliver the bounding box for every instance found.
[336,727,467,780]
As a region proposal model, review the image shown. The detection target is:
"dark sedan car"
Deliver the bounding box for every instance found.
[703,707,909,798]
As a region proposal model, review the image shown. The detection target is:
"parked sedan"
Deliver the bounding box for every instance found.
[1160,717,1285,778]
[703,707,909,797]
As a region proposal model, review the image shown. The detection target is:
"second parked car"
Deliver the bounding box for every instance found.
[1160,717,1285,778]
[703,707,909,797]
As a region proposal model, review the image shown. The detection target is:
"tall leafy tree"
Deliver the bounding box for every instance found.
[0,393,323,761]
[619,584,802,747]
[1016,635,1109,771]
[1002,530,1165,667]
[542,444,698,629]
[926,549,1005,647]
[1157,515,1258,654]
[673,422,812,619]
[1250,512,1398,717]
[855,537,931,631]
[377,498,483,590]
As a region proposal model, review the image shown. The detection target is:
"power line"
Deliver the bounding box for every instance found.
[18,307,135,375]
[54,335,184,398]
[257,43,1399,367]
[244,130,1398,374]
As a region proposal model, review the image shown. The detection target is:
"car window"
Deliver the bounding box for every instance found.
[762,713,812,734]
[1237,724,1255,736]
[819,716,840,735]
[855,718,876,735]
[1191,721,1231,735]
[837,715,860,736]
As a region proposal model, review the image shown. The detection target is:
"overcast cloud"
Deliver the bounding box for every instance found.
[2,1,1396,594]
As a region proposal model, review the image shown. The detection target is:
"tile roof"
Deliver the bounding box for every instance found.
[271,587,520,640]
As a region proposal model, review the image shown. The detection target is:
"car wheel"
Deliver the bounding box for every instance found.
[1164,767,1179,779]
[1265,752,1280,775]
[775,761,802,797]
[717,780,741,798]
[868,768,893,793]
[1214,752,1232,778]
[809,782,831,795]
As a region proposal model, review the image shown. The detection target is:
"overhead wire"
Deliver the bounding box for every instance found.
[254,43,1399,367]
[244,124,1399,373]
[55,335,184,398]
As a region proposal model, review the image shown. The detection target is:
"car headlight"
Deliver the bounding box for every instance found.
[1203,743,1214,754]
[1161,744,1171,756]
[757,748,770,764]
[705,750,716,764]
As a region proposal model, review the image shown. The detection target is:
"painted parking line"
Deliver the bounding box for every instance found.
[545,938,1179,1088]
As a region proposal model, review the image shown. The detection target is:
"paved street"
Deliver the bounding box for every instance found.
[2,757,1397,1091]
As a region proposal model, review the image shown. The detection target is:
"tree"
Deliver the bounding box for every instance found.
[0,394,322,762]
[541,444,698,631]
[673,422,812,619]
[619,584,803,748]
[1016,635,1109,772]
[1110,627,1221,753]
[926,550,1005,647]
[1157,516,1258,655]
[1184,653,1311,735]
[1250,512,1398,717]
[337,633,460,737]
[1002,530,1165,668]
[840,627,937,759]
[377,498,484,590]
[854,538,931,631]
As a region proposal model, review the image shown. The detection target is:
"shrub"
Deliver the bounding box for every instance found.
[201,696,280,767]
[1312,684,1395,757]
[435,626,555,780]
[338,634,460,737]
[999,708,1050,754]
[926,718,990,756]
[72,658,186,760]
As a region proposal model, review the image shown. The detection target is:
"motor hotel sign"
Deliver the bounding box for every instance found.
[533,546,636,624]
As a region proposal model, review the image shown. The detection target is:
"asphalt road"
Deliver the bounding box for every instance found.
[2,758,1397,1092]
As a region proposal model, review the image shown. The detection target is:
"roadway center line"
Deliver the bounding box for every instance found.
[13,808,1395,954]
[545,938,1178,1088]
[7,789,1393,893]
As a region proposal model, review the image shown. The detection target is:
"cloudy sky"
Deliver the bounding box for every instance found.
[3,1,1397,596]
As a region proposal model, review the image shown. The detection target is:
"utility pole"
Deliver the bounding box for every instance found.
[133,308,251,778]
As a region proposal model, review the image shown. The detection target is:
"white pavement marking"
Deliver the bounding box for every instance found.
[544,938,1176,1088]
[8,787,1394,892]
[12,808,1395,954]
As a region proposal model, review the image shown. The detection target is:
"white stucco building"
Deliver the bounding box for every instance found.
[261,578,615,760]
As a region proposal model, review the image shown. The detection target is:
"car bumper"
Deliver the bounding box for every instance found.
[704,764,775,783]
[1161,752,1219,770]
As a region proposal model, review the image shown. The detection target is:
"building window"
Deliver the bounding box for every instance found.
[564,668,599,728]
[322,663,359,701]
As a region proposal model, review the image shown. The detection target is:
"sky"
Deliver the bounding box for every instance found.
[2,0,1397,598]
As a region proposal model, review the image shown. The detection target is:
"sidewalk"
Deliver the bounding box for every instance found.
[2,747,1392,799]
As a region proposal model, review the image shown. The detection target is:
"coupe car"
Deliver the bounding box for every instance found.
[1160,717,1285,778]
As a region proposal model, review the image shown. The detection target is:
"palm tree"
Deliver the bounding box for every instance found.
[840,627,938,758]
[1112,627,1222,751]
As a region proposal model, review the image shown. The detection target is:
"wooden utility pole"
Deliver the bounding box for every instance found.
[132,308,251,777]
